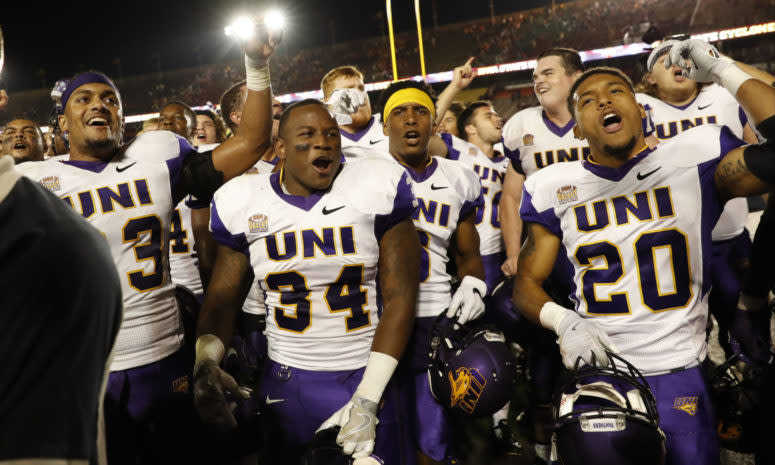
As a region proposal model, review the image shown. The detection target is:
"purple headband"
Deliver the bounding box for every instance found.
[60,72,120,112]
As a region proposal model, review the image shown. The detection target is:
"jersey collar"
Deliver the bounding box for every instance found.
[60,159,110,173]
[340,115,377,142]
[581,145,655,181]
[398,156,438,183]
[542,110,576,138]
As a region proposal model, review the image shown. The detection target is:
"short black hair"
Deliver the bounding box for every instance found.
[219,80,247,133]
[159,100,196,128]
[537,47,584,75]
[456,101,492,141]
[567,66,636,119]
[277,98,331,139]
[377,79,436,121]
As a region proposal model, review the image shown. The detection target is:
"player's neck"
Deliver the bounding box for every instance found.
[339,119,370,135]
[393,151,432,176]
[658,86,699,107]
[470,136,495,159]
[68,146,117,163]
[543,105,573,127]
[588,135,648,169]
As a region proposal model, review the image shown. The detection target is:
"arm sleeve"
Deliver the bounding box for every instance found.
[374,170,418,241]
[209,199,250,257]
[519,184,562,237]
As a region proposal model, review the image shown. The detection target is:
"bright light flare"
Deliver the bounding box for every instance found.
[224,16,255,40]
[264,10,286,31]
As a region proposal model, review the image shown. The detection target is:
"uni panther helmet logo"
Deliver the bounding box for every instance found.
[448,367,487,414]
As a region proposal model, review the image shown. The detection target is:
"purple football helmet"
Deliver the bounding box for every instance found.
[711,352,763,453]
[485,277,539,344]
[303,427,384,465]
[427,312,520,417]
[552,351,665,465]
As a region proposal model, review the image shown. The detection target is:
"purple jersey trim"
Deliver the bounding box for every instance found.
[581,146,656,182]
[60,159,109,173]
[440,133,461,161]
[698,157,723,296]
[519,188,562,237]
[542,110,575,138]
[459,190,485,224]
[166,134,198,204]
[209,200,250,258]
[374,170,418,241]
[185,196,210,209]
[502,135,524,174]
[664,92,701,111]
[269,171,325,211]
[738,106,749,129]
[340,116,377,142]
[403,157,439,183]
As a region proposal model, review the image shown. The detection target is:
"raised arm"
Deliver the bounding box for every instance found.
[665,41,775,201]
[211,19,282,182]
[434,57,476,127]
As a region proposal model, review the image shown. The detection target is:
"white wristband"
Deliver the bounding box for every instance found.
[194,334,225,374]
[717,64,751,97]
[245,55,271,92]
[538,301,572,333]
[354,351,399,404]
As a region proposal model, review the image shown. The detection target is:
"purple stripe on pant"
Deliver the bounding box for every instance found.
[258,359,408,464]
[709,230,751,355]
[645,365,720,465]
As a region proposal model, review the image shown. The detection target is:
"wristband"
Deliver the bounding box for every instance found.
[716,64,752,97]
[354,351,399,403]
[194,334,225,375]
[539,301,572,333]
[245,55,271,92]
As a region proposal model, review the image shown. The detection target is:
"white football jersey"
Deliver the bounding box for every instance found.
[403,157,484,318]
[18,130,199,371]
[520,125,748,374]
[339,114,390,153]
[441,133,508,255]
[502,106,590,178]
[210,157,417,370]
[637,84,751,241]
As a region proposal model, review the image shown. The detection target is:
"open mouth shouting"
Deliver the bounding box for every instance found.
[601,109,623,134]
[404,130,422,146]
[311,154,335,175]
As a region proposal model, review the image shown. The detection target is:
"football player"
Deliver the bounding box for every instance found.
[1,117,46,164]
[380,79,486,465]
[193,98,422,464]
[513,40,775,465]
[500,47,586,463]
[637,39,760,359]
[17,23,280,464]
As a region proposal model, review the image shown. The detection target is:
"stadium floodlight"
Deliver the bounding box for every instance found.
[224,10,285,39]
[224,16,255,40]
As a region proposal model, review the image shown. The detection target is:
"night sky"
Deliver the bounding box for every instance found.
[0,0,555,92]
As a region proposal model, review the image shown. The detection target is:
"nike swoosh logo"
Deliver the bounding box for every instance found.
[369,139,382,145]
[322,205,345,215]
[339,410,373,439]
[265,395,286,405]
[697,103,712,110]
[636,167,661,180]
[116,162,137,172]
[571,322,580,331]
[430,184,447,190]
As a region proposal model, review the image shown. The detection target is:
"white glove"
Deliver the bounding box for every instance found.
[664,39,730,83]
[447,275,487,324]
[316,394,379,458]
[540,302,618,369]
[327,88,367,125]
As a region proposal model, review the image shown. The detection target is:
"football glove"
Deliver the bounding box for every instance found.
[447,275,487,324]
[316,394,379,458]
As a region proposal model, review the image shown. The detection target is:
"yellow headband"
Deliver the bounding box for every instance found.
[382,88,436,122]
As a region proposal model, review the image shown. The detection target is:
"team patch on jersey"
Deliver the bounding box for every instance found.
[39,175,61,192]
[672,396,698,416]
[556,185,578,205]
[248,213,269,233]
[448,367,487,415]
[523,134,534,146]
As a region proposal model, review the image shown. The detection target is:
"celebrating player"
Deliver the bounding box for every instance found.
[380,79,486,465]
[192,97,421,464]
[513,40,775,465]
[17,20,280,464]
[1,117,46,164]
[637,39,760,358]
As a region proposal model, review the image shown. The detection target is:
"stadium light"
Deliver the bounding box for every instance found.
[225,11,285,40]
